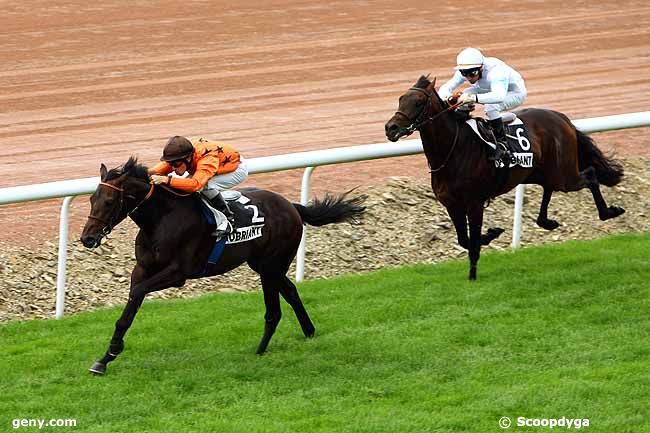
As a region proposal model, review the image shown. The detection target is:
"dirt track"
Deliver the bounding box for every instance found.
[1,0,649,247]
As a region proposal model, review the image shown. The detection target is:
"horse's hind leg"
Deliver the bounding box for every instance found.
[481,227,504,246]
[257,274,282,355]
[278,275,315,338]
[536,187,560,230]
[581,166,626,221]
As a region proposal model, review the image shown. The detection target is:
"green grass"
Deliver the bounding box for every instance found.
[1,233,649,433]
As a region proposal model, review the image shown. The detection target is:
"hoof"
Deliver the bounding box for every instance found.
[599,206,625,221]
[303,325,315,338]
[89,361,107,375]
[537,218,560,230]
[487,227,505,236]
[256,342,269,356]
[607,206,625,220]
[481,227,504,246]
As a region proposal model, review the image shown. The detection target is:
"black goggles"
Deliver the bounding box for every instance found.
[460,67,481,77]
[169,159,187,168]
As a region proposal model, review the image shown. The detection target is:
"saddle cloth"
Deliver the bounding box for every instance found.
[198,191,266,245]
[465,113,534,169]
[194,191,266,277]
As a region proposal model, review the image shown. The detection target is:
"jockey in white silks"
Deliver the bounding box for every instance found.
[438,47,528,163]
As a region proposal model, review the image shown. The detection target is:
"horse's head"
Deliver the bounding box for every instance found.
[385,75,447,142]
[80,157,150,248]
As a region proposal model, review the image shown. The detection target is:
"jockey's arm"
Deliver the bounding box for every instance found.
[475,73,508,104]
[438,72,465,99]
[167,157,220,193]
[148,161,172,175]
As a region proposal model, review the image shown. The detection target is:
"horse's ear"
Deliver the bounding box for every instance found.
[427,77,437,92]
[100,163,107,181]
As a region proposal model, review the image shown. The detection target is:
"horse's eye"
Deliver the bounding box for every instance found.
[415,99,424,108]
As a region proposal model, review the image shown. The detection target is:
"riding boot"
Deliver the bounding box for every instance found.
[208,192,235,232]
[488,117,513,165]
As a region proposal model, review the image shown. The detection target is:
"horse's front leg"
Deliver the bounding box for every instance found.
[446,206,469,249]
[467,202,486,281]
[89,264,183,375]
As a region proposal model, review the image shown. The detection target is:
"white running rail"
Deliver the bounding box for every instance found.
[1,111,649,318]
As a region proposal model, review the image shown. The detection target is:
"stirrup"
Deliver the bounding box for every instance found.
[211,220,232,238]
[489,146,506,161]
[489,143,512,164]
[220,213,234,233]
[222,211,235,229]
[208,193,235,227]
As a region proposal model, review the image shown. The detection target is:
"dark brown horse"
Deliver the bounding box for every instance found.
[385,75,624,280]
[80,157,365,375]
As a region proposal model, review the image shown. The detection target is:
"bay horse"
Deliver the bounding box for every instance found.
[80,157,365,375]
[385,75,624,280]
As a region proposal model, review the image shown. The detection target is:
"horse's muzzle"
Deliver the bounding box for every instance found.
[80,234,101,248]
[385,120,408,142]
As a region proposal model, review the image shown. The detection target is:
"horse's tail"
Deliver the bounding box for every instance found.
[576,129,624,187]
[293,191,366,226]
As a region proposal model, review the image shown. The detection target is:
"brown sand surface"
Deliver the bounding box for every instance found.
[1,0,649,246]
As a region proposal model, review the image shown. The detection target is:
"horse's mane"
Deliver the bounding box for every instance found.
[414,75,431,89]
[105,156,150,182]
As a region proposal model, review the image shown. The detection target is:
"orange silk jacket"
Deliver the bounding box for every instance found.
[149,138,241,193]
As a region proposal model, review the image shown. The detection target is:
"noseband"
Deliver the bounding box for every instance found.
[87,181,154,236]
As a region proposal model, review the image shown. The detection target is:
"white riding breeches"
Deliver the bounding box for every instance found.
[484,90,527,120]
[201,156,249,199]
[464,86,527,120]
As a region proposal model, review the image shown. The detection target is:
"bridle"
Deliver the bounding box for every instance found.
[393,87,461,173]
[87,181,155,237]
[394,87,461,135]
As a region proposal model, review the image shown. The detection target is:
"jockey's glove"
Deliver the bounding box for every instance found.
[150,175,170,185]
[446,91,463,104]
[458,93,478,105]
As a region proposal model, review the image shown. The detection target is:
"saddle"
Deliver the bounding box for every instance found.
[198,191,266,243]
[464,113,533,169]
[474,113,518,144]
[193,191,267,277]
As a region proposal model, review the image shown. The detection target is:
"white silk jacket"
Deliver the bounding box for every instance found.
[438,57,526,104]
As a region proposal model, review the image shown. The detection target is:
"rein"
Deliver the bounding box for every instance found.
[429,123,459,173]
[87,181,155,235]
[159,183,193,197]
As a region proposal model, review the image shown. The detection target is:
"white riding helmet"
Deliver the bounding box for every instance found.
[454,47,484,70]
